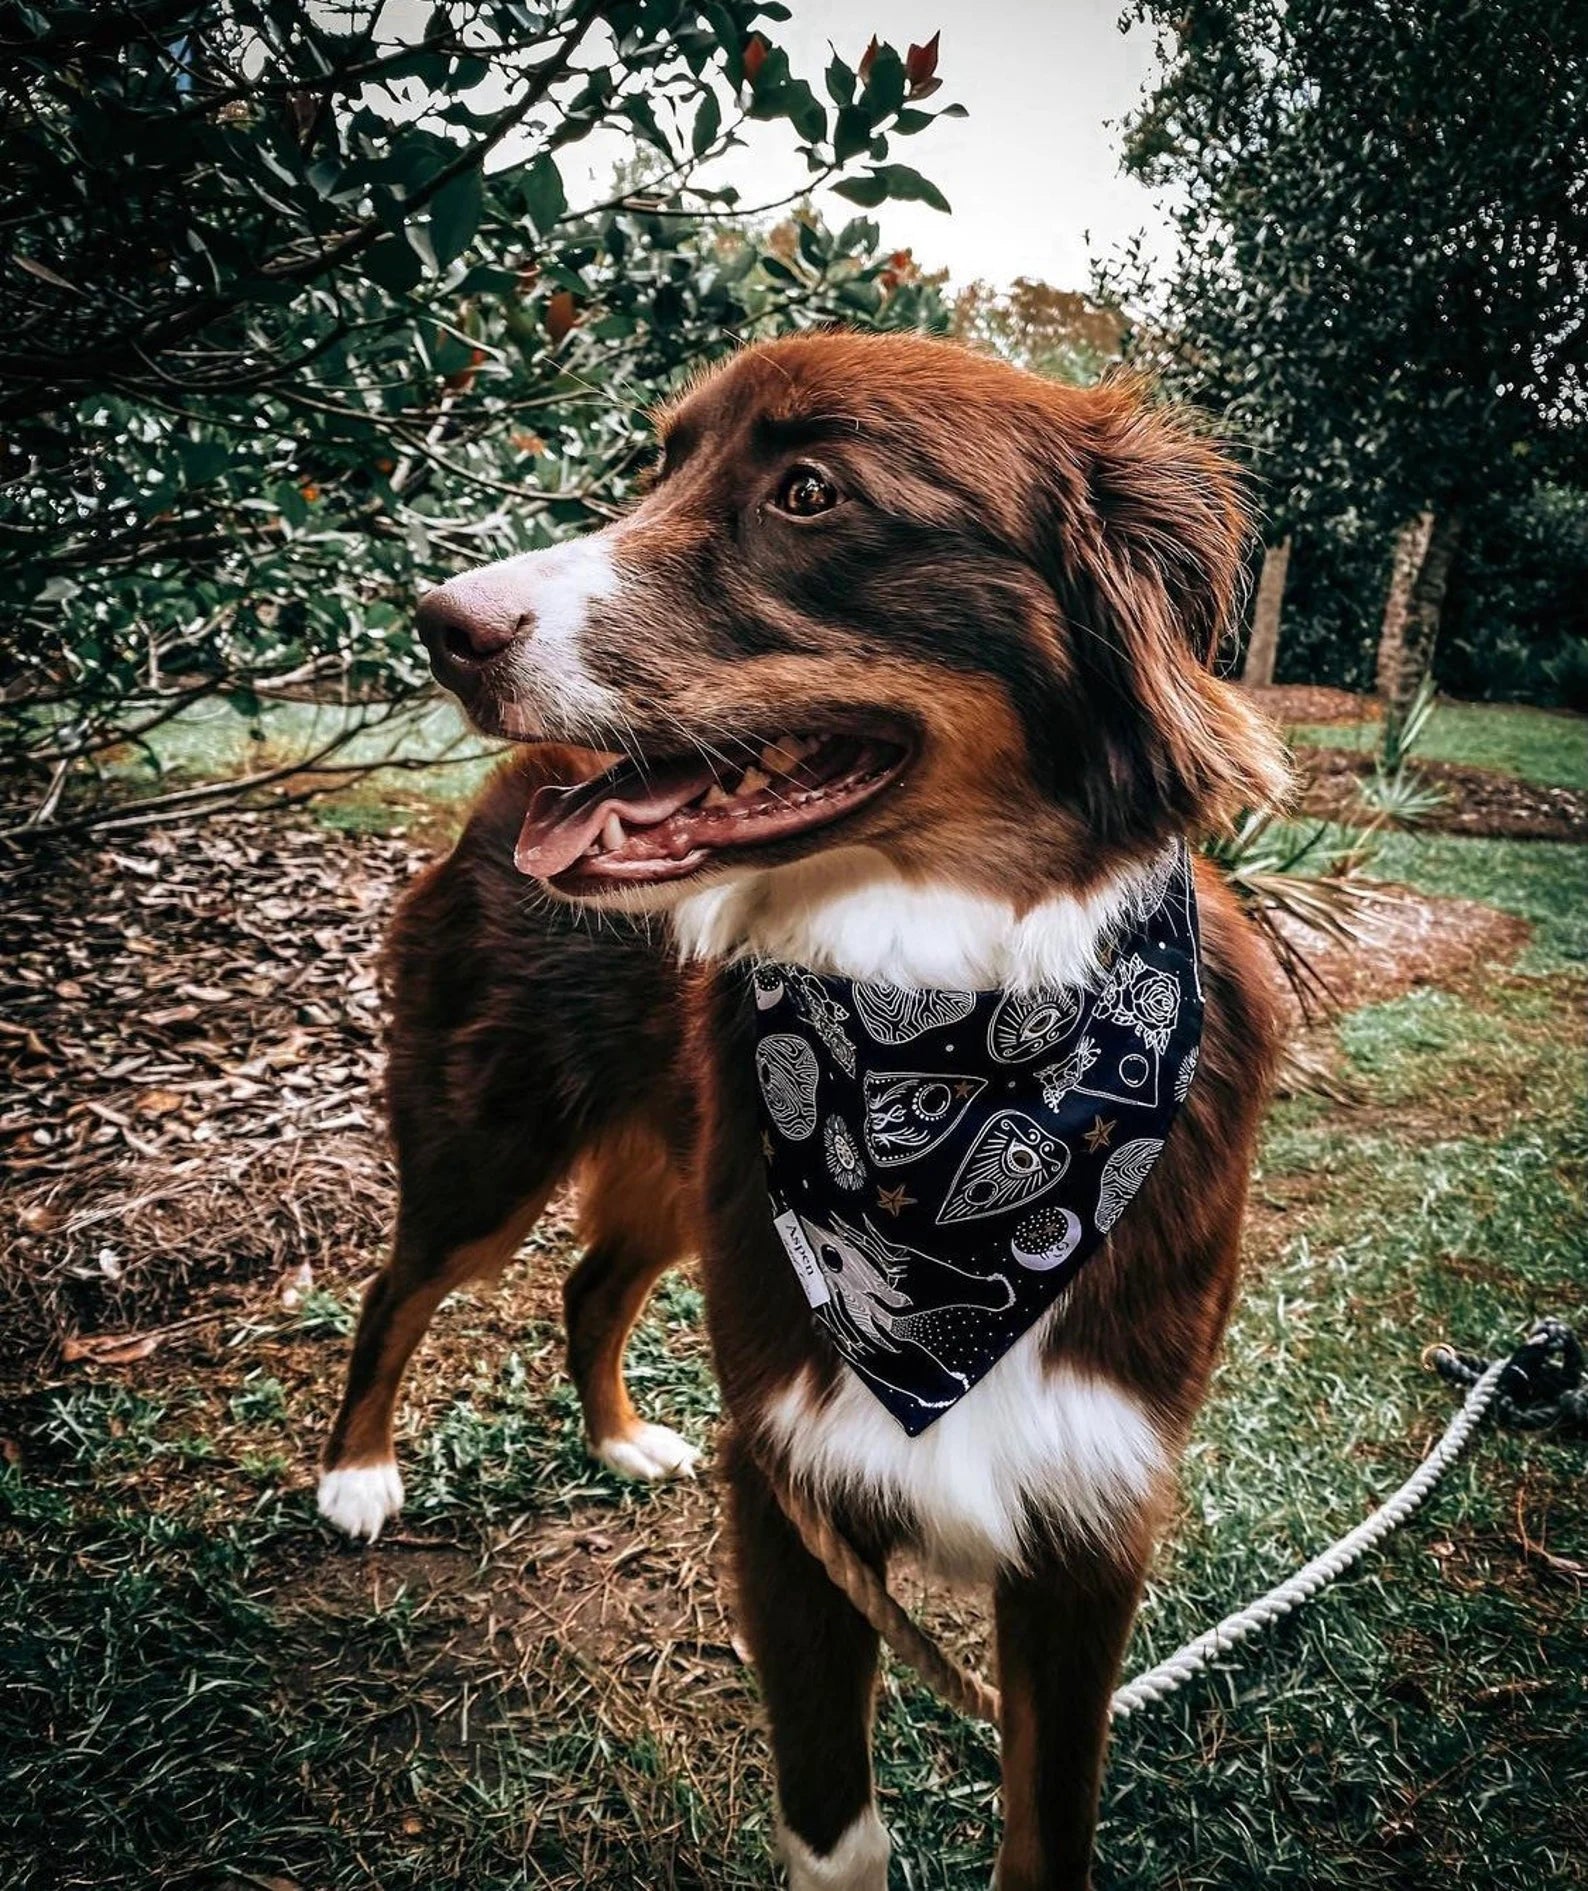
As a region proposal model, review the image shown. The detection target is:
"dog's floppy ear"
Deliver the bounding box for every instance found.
[1033,380,1289,848]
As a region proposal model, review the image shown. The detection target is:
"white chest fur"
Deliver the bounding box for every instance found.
[675,847,1174,1576]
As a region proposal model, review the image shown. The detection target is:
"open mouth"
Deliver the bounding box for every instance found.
[513,728,911,892]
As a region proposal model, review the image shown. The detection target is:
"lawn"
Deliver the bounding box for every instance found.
[1286,697,1588,791]
[2,701,1584,1891]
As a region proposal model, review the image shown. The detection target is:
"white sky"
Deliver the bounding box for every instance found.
[559,0,1175,291]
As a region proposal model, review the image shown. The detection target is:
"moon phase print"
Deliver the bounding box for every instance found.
[756,1033,819,1140]
[851,982,975,1045]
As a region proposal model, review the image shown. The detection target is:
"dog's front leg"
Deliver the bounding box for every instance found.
[991,1533,1152,1891]
[727,1436,890,1891]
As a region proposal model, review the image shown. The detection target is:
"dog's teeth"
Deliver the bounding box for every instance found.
[702,782,731,807]
[737,765,771,796]
[601,813,624,851]
[761,740,802,776]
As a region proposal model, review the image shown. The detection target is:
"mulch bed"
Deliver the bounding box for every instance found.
[1293,747,1588,841]
[1244,682,1383,726]
[0,814,427,1380]
[1273,890,1531,1017]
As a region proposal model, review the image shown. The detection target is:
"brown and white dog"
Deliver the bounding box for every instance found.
[318,331,1286,1890]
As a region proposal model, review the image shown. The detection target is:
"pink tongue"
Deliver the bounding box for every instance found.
[514,757,717,879]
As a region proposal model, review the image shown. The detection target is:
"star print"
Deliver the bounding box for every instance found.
[876,1183,916,1217]
[760,1130,774,1162]
[1084,1116,1116,1153]
[953,1080,978,1099]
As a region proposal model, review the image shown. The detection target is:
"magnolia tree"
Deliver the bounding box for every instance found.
[1106,0,1587,731]
[0,3,958,837]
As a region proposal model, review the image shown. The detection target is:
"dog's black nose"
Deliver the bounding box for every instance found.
[415,572,530,681]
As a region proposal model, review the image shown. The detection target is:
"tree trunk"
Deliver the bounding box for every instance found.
[1242,535,1292,688]
[1375,509,1463,751]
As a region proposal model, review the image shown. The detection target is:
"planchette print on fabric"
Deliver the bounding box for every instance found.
[937,1110,1070,1225]
[862,1069,986,1168]
[750,841,1206,1434]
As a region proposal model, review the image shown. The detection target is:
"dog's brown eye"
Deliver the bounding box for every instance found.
[774,465,839,517]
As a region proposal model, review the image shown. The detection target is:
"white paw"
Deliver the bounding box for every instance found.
[317,1459,404,1541]
[593,1422,700,1483]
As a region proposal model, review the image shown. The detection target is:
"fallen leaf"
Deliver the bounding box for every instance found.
[62,1330,163,1365]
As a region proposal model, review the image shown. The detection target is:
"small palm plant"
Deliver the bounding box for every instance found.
[1204,809,1391,1020]
[1359,675,1447,827]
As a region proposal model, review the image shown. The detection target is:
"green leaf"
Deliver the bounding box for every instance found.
[825,53,855,107]
[692,87,722,156]
[861,44,906,117]
[843,164,951,214]
[522,154,567,235]
[833,103,871,164]
[428,166,483,268]
[832,174,888,208]
[361,235,424,293]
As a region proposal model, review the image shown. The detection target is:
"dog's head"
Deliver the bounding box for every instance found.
[418,331,1285,910]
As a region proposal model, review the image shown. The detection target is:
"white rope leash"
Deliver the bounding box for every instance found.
[1109,1358,1508,1719]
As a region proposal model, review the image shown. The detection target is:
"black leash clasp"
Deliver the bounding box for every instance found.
[1426,1318,1587,1435]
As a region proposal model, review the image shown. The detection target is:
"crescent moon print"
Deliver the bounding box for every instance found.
[1010,1204,1083,1271]
[755,1033,819,1141]
[823,1114,867,1191]
[1095,1137,1163,1232]
[986,985,1084,1063]
[938,1110,1071,1225]
[851,982,976,1045]
[752,965,785,1010]
[861,1069,985,1168]
[1173,1043,1200,1101]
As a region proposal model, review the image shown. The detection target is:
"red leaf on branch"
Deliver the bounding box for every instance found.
[743,34,768,86]
[905,31,940,88]
[858,35,880,84]
[545,290,578,345]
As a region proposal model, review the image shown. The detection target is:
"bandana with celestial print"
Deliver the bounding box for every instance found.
[750,843,1205,1435]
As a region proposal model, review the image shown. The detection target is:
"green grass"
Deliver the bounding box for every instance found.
[1286,699,1588,791]
[1284,822,1588,969]
[104,692,502,816]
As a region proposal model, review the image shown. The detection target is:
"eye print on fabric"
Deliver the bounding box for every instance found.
[938,1110,1071,1225]
[823,1114,867,1192]
[986,986,1084,1064]
[851,983,976,1046]
[1009,1204,1084,1272]
[1095,1137,1164,1232]
[788,969,857,1075]
[756,1033,819,1141]
[861,1070,986,1168]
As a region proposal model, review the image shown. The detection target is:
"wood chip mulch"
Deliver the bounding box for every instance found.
[1293,748,1588,841]
[0,812,430,1381]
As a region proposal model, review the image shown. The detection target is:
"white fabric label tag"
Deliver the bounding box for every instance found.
[773,1208,831,1307]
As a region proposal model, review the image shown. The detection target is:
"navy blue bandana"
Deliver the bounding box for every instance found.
[751,844,1204,1434]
